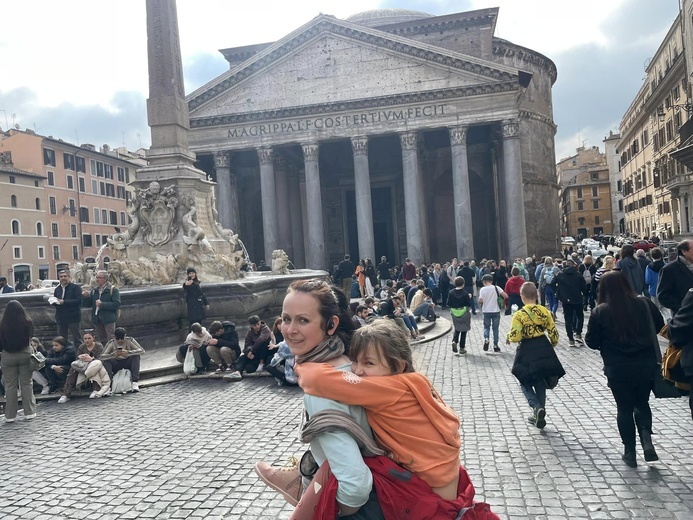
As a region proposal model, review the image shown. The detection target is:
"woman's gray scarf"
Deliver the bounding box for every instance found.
[301,410,385,458]
[295,334,345,365]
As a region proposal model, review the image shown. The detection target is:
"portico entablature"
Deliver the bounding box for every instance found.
[189,94,522,153]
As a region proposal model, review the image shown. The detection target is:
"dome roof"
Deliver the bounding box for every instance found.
[346,8,434,28]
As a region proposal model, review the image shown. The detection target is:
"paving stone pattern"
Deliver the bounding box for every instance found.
[1,310,693,519]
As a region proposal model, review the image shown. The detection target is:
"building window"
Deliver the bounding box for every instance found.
[43,148,56,166]
[36,222,43,236]
[617,180,622,192]
[117,186,126,199]
[70,224,77,238]
[92,179,98,194]
[13,246,21,259]
[53,245,60,260]
[11,220,20,234]
[47,171,55,186]
[125,168,130,183]
[120,211,126,226]
[595,216,600,225]
[38,246,45,259]
[576,187,583,198]
[69,199,76,216]
[64,153,75,170]
[79,177,85,192]
[35,197,41,210]
[104,164,113,179]
[643,130,649,145]
[34,180,39,187]
[51,223,59,237]
[67,175,74,190]
[109,211,117,225]
[96,235,101,247]
[9,175,16,184]
[94,208,100,224]
[100,182,105,196]
[592,200,599,209]
[592,186,598,197]
[673,85,680,100]
[79,207,89,223]
[72,246,79,260]
[666,120,673,142]
[10,195,17,207]
[577,201,584,211]
[76,156,86,173]
[618,200,623,211]
[90,159,97,175]
[675,111,682,131]
[591,172,599,181]
[578,217,585,226]
[117,167,125,182]
[82,234,92,247]
[102,209,107,223]
[96,162,104,177]
[106,183,115,197]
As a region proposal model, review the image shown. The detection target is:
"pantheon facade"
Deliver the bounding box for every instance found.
[187,7,560,270]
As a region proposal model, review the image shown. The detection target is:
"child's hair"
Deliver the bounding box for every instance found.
[511,266,520,277]
[30,337,42,347]
[350,320,414,374]
[364,297,375,306]
[191,322,203,334]
[454,276,464,288]
[520,282,538,301]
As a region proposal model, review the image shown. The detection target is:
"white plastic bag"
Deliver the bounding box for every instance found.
[111,369,132,394]
[183,349,197,376]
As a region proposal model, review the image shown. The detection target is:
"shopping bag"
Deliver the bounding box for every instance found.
[183,348,197,376]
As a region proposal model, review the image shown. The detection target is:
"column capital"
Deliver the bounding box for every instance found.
[449,126,468,146]
[213,150,230,169]
[274,153,288,172]
[351,136,369,156]
[399,131,418,150]
[501,120,520,139]
[302,142,319,161]
[257,147,274,166]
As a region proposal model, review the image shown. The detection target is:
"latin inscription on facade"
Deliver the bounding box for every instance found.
[227,104,445,138]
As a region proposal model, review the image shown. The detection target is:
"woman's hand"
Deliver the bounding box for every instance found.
[53,366,64,374]
[184,280,193,286]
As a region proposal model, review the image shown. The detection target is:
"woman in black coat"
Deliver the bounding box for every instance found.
[183,267,208,330]
[667,288,693,421]
[585,271,664,468]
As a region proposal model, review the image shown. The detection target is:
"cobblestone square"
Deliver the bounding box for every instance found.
[2,312,693,519]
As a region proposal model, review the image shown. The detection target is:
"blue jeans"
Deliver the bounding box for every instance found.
[520,381,547,410]
[545,286,558,314]
[413,302,435,321]
[482,312,501,345]
[465,286,477,313]
[400,315,418,333]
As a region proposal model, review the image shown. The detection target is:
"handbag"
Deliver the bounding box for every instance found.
[183,348,197,376]
[30,351,46,371]
[640,297,681,399]
[71,359,90,373]
[494,286,506,311]
[111,369,132,394]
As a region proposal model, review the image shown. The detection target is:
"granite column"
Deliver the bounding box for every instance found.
[400,132,424,265]
[213,151,235,231]
[287,166,306,268]
[273,154,293,259]
[302,143,326,270]
[257,147,278,264]
[449,126,475,261]
[501,120,528,259]
[351,136,375,262]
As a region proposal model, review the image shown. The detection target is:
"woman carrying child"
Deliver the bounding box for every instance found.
[507,282,565,429]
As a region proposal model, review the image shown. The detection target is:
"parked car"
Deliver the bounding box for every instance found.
[561,236,576,245]
[632,240,656,251]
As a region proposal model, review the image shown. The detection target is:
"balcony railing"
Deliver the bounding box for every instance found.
[666,173,693,190]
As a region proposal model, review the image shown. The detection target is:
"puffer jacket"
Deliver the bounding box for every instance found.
[555,266,586,304]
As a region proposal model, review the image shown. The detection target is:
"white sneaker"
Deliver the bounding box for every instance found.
[224,370,242,382]
[258,362,265,372]
[89,391,99,399]
[25,413,36,420]
[41,386,50,395]
[57,395,70,404]
[131,382,140,392]
[5,418,15,423]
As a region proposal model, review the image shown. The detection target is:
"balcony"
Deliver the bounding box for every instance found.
[666,172,693,196]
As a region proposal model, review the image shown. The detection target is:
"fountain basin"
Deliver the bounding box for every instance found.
[1,270,327,348]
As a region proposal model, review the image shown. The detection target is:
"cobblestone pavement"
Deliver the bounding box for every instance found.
[2,310,693,520]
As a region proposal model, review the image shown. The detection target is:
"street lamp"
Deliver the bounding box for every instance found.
[658,102,693,122]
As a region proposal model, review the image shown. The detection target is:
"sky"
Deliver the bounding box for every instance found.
[0,0,682,161]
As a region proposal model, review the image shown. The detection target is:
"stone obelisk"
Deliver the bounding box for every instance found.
[124,0,239,274]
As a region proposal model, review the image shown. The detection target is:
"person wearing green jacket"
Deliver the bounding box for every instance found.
[81,270,121,344]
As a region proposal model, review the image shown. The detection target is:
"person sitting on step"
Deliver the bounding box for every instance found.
[205,320,240,374]
[102,327,145,393]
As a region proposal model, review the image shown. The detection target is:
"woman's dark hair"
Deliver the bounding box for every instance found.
[597,270,643,344]
[52,336,67,347]
[287,278,357,350]
[272,317,282,335]
[0,300,34,353]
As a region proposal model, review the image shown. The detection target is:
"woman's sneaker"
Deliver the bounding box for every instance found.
[40,386,50,395]
[57,395,70,404]
[89,391,99,399]
[254,460,303,506]
[483,340,489,351]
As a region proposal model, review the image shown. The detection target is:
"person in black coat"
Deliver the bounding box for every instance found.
[586,271,664,468]
[667,288,693,421]
[183,267,208,330]
[42,336,77,393]
[556,259,587,346]
[52,270,83,346]
[617,245,645,296]
[657,239,693,315]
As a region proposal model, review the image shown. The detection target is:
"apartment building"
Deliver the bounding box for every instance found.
[0,129,138,281]
[603,131,625,234]
[619,13,689,239]
[558,146,614,238]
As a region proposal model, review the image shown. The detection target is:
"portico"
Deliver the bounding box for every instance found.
[187,8,559,270]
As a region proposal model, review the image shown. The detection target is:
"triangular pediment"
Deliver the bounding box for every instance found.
[188,15,521,119]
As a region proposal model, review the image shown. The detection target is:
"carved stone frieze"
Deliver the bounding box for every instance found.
[213,150,230,169]
[501,120,520,139]
[351,136,369,156]
[519,110,557,131]
[399,132,418,150]
[188,18,517,111]
[449,126,468,146]
[190,82,518,129]
[302,143,319,162]
[492,40,557,83]
[257,147,274,166]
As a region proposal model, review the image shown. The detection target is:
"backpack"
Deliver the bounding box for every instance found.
[582,266,592,285]
[543,267,556,286]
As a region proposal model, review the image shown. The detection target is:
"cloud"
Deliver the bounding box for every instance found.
[183,53,229,94]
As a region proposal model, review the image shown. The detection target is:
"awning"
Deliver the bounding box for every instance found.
[671,118,693,166]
